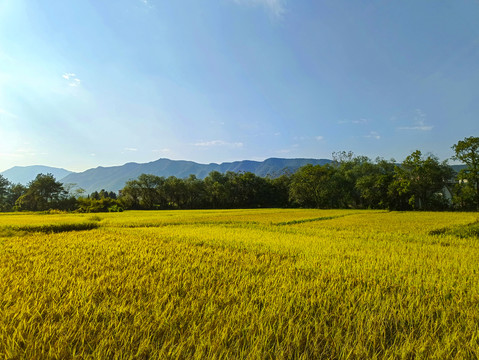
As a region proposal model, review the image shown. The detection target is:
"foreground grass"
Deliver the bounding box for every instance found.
[0,209,478,359]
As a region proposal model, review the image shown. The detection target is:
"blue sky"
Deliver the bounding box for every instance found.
[1,0,478,172]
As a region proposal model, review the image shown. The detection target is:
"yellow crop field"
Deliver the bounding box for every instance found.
[1,209,478,359]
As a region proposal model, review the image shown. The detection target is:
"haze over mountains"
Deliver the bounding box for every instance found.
[0,166,73,185]
[1,158,331,194]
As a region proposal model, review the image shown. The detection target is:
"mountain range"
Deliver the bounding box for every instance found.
[1,158,331,194]
[0,165,73,186]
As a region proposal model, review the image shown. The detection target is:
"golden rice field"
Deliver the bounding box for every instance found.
[1,209,478,359]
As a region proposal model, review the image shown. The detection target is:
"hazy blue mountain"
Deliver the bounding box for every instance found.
[0,165,74,185]
[61,158,332,193]
[451,164,467,173]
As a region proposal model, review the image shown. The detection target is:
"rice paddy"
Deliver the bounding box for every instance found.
[1,209,478,359]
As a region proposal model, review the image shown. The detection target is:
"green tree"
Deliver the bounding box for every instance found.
[99,189,109,199]
[204,171,228,208]
[332,152,377,208]
[120,174,166,209]
[0,175,10,211]
[289,164,342,208]
[5,183,27,211]
[268,174,292,208]
[184,174,207,209]
[225,172,272,208]
[391,151,453,210]
[90,191,100,200]
[452,136,479,210]
[164,176,187,209]
[15,174,68,211]
[355,158,396,209]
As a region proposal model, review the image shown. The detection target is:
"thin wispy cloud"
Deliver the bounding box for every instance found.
[293,135,324,141]
[140,0,154,8]
[398,125,433,131]
[62,73,81,87]
[338,118,369,125]
[397,109,433,131]
[152,148,171,153]
[210,120,225,126]
[125,148,138,152]
[276,142,300,154]
[194,140,244,148]
[233,0,286,18]
[1,147,38,159]
[364,131,381,140]
[353,119,368,124]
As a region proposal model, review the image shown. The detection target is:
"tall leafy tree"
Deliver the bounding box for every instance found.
[452,136,479,210]
[289,164,342,208]
[204,171,229,208]
[355,158,396,209]
[391,151,454,210]
[268,174,292,208]
[120,174,166,209]
[5,183,27,211]
[0,175,11,211]
[333,153,378,208]
[15,174,67,211]
[184,174,207,209]
[164,176,187,209]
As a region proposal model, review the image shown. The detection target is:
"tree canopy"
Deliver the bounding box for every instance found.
[452,136,479,210]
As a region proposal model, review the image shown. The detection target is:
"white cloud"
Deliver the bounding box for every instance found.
[69,78,81,87]
[210,120,225,126]
[194,140,244,148]
[152,148,171,154]
[125,148,138,152]
[352,119,369,124]
[62,73,76,80]
[364,131,381,140]
[0,147,38,159]
[233,0,286,18]
[398,125,433,131]
[338,118,369,125]
[140,0,154,8]
[62,73,81,87]
[397,109,433,131]
[293,135,324,141]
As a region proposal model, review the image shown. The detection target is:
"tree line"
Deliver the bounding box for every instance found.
[1,137,478,212]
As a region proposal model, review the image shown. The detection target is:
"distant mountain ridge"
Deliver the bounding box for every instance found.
[1,158,332,193]
[0,165,73,185]
[60,158,332,193]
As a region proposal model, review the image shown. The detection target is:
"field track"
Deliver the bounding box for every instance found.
[1,209,478,359]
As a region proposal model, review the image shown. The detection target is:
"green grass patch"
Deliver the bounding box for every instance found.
[272,213,355,226]
[0,222,100,236]
[429,220,479,238]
